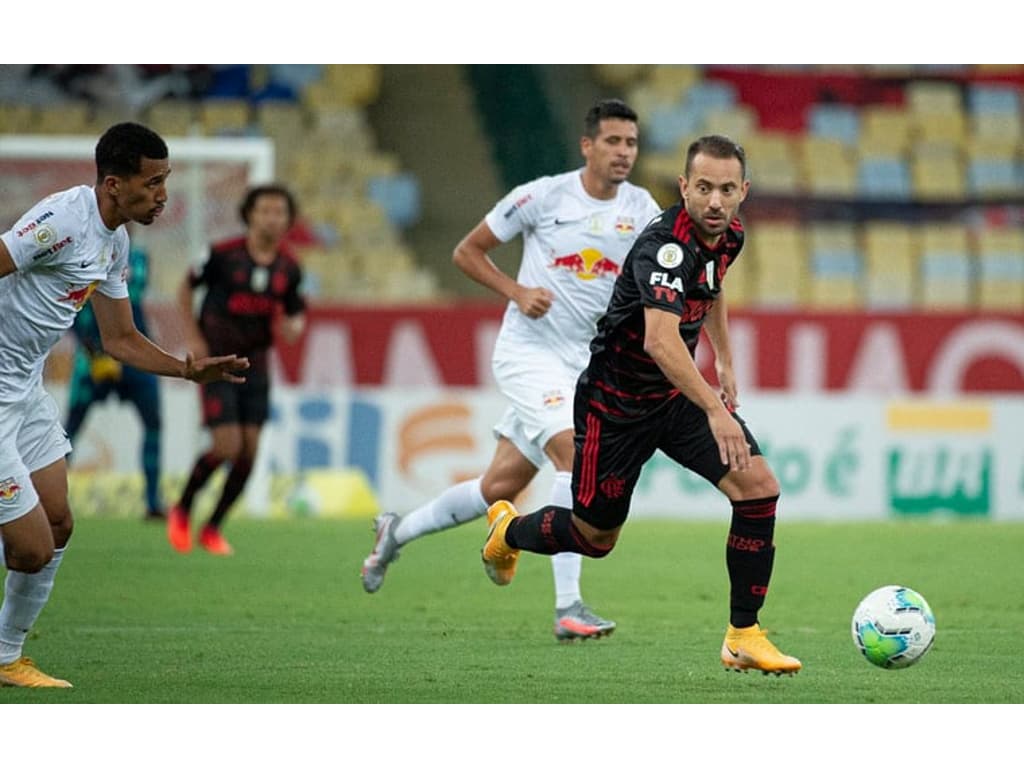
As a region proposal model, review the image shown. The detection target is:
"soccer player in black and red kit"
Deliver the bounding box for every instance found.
[482,135,802,675]
[168,185,306,555]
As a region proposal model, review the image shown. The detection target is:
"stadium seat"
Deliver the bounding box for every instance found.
[646,103,700,152]
[857,156,913,199]
[799,136,857,196]
[146,100,197,136]
[967,158,1023,198]
[967,84,1021,115]
[859,106,913,156]
[806,103,860,146]
[863,221,917,307]
[977,251,1024,309]
[591,64,649,89]
[647,65,701,98]
[911,154,964,201]
[913,111,966,146]
[918,222,973,309]
[701,105,758,143]
[746,222,807,307]
[906,80,962,115]
[366,173,422,229]
[200,99,252,136]
[743,133,800,194]
[34,102,91,134]
[808,223,862,308]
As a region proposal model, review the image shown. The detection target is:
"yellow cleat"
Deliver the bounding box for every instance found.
[481,500,521,586]
[721,624,802,676]
[0,657,73,688]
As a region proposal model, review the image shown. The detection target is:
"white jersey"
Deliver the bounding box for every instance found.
[485,168,660,373]
[0,185,130,402]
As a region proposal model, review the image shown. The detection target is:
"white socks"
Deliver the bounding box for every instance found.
[0,546,65,664]
[394,477,488,546]
[549,471,583,610]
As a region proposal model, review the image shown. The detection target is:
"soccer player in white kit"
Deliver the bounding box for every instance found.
[0,122,249,687]
[362,100,661,641]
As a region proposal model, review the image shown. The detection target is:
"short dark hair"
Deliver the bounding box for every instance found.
[95,122,168,181]
[684,134,747,180]
[239,184,298,227]
[583,98,638,138]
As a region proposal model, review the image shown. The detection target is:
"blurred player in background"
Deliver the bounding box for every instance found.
[361,99,661,642]
[65,240,165,522]
[481,135,802,674]
[168,184,306,556]
[0,122,249,687]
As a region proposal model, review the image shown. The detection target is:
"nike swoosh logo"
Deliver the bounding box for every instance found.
[725,645,740,658]
[80,261,93,268]
[554,218,576,225]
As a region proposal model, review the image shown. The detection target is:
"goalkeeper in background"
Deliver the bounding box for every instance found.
[66,241,165,522]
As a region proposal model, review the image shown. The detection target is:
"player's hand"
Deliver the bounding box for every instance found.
[90,354,123,383]
[514,286,554,319]
[716,364,739,411]
[708,408,751,471]
[184,352,250,384]
[185,333,209,361]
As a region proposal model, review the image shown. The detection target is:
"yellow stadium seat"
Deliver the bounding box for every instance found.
[746,222,807,307]
[34,102,91,135]
[913,111,966,145]
[906,81,962,115]
[591,64,649,89]
[743,133,800,194]
[910,155,964,200]
[918,222,973,309]
[863,222,917,307]
[969,113,1022,146]
[978,228,1024,256]
[701,105,758,144]
[0,104,36,133]
[808,276,861,308]
[200,99,251,136]
[146,100,197,137]
[799,136,857,196]
[647,65,701,97]
[859,106,912,156]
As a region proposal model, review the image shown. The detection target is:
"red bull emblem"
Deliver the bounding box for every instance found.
[0,477,22,506]
[57,281,99,311]
[541,390,565,409]
[549,248,620,281]
[614,217,635,235]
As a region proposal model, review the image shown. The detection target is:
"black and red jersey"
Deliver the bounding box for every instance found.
[584,203,744,421]
[190,236,305,371]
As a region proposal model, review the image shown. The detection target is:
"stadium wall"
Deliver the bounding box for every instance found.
[53,383,1024,522]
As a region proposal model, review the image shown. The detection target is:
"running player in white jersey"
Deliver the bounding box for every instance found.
[362,99,661,642]
[0,122,249,687]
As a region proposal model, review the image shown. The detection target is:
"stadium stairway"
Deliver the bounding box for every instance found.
[367,65,510,298]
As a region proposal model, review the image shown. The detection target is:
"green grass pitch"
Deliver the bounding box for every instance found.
[4,516,1023,704]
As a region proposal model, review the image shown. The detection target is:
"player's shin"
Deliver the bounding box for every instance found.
[505,506,613,558]
[726,496,778,628]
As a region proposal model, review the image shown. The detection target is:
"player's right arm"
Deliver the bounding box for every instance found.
[452,219,552,319]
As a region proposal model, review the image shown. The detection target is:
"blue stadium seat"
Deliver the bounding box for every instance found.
[645,103,701,152]
[366,173,422,229]
[967,158,1023,197]
[967,84,1021,114]
[857,157,912,199]
[807,103,860,145]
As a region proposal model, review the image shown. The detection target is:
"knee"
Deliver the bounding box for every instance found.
[578,526,619,557]
[480,476,526,505]
[49,508,74,549]
[7,544,54,574]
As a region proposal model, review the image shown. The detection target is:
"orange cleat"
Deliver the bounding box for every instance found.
[167,505,192,553]
[481,500,520,586]
[199,526,234,556]
[0,657,73,688]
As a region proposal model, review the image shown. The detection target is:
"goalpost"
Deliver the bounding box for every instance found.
[0,133,275,301]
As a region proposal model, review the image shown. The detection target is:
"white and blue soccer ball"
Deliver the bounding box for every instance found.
[851,585,936,669]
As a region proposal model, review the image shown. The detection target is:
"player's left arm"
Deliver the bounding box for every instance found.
[703,293,739,409]
[90,291,249,383]
[277,263,307,344]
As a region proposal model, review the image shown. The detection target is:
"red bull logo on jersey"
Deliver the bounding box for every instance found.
[0,477,22,506]
[549,248,620,281]
[614,217,636,235]
[57,280,99,311]
[541,390,566,409]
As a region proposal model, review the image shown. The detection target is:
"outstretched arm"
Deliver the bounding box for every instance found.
[90,291,248,383]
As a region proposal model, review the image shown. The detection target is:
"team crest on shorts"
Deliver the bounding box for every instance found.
[542,390,565,409]
[0,477,23,506]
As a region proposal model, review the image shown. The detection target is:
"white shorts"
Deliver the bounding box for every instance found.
[491,340,582,470]
[0,387,71,525]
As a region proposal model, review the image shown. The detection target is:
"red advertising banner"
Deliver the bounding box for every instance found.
[260,305,1024,394]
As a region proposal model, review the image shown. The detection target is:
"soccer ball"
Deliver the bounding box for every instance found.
[851,585,936,669]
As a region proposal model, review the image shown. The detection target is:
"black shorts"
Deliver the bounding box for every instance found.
[200,370,270,427]
[571,393,761,531]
